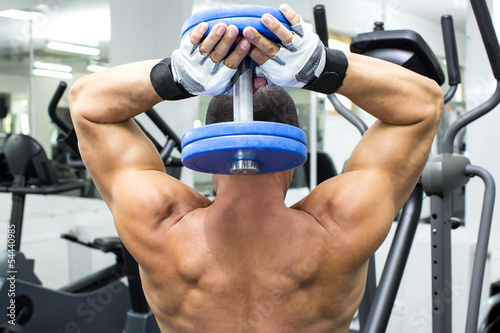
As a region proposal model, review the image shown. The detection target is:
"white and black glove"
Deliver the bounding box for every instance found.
[170,32,238,96]
[256,16,348,95]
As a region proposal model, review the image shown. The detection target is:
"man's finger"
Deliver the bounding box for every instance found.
[211,25,239,63]
[279,4,301,26]
[190,22,209,45]
[261,13,294,45]
[199,23,227,56]
[248,43,270,66]
[243,27,280,58]
[224,38,251,69]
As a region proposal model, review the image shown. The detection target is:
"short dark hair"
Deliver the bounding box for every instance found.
[205,86,299,127]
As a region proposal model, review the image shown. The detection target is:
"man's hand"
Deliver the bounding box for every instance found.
[171,23,251,95]
[242,4,326,88]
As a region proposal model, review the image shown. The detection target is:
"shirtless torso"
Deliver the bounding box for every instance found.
[107,168,403,333]
[133,186,368,332]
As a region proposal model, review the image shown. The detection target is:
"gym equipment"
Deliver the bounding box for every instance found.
[423,1,499,331]
[314,0,499,332]
[49,82,183,176]
[0,134,161,333]
[181,120,307,174]
[0,134,131,333]
[179,6,308,175]
[350,24,445,86]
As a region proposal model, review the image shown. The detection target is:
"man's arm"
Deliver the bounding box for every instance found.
[296,53,443,264]
[69,60,211,263]
[69,23,251,264]
[244,4,443,267]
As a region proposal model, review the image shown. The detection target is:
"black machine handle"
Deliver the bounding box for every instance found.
[145,108,182,149]
[48,81,72,134]
[48,82,183,167]
[313,4,329,46]
[441,15,461,86]
[443,0,500,153]
[470,0,500,80]
[313,4,368,136]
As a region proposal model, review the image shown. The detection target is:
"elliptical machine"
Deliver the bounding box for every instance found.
[314,0,499,332]
[0,134,131,333]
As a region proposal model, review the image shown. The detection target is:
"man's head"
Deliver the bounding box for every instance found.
[207,86,298,192]
[205,86,299,127]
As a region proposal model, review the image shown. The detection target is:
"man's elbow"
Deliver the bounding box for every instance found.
[68,77,88,122]
[422,79,444,129]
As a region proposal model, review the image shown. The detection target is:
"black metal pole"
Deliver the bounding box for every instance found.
[48,81,72,134]
[358,256,377,330]
[144,108,182,149]
[464,165,496,333]
[363,184,423,333]
[443,0,500,153]
[441,15,461,104]
[327,94,368,136]
[9,176,27,252]
[313,4,329,47]
[443,83,500,154]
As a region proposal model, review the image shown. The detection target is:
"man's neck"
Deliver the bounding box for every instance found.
[212,171,292,206]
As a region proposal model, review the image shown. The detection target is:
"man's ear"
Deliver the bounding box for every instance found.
[253,77,267,91]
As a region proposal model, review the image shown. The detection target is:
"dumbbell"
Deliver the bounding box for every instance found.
[180,5,307,175]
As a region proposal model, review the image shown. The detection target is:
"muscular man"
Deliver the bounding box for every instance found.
[69,4,443,332]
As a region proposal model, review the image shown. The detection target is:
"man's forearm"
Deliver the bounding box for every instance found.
[337,52,443,126]
[69,60,163,123]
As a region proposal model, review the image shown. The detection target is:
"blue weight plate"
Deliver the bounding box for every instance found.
[182,5,289,35]
[181,5,291,42]
[183,17,289,43]
[181,134,307,174]
[181,121,307,148]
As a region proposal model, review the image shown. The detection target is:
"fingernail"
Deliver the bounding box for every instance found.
[244,28,255,39]
[262,14,273,25]
[280,4,290,13]
[228,26,237,38]
[198,23,208,33]
[240,39,250,50]
[216,25,226,36]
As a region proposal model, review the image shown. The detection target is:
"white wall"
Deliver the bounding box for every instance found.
[320,0,466,61]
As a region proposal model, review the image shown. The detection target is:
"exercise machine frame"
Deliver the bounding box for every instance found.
[314,0,498,332]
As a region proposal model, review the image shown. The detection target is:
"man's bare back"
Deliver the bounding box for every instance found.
[138,193,367,332]
[114,171,392,333]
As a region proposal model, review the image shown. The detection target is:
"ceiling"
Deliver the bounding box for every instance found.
[0,0,110,77]
[0,0,471,79]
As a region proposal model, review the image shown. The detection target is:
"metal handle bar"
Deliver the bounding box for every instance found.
[48,81,72,134]
[443,0,500,153]
[441,15,461,103]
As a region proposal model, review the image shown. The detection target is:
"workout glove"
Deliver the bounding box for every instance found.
[170,32,238,96]
[255,16,348,95]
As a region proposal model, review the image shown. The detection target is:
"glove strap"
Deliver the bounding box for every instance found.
[150,58,194,100]
[304,48,348,95]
